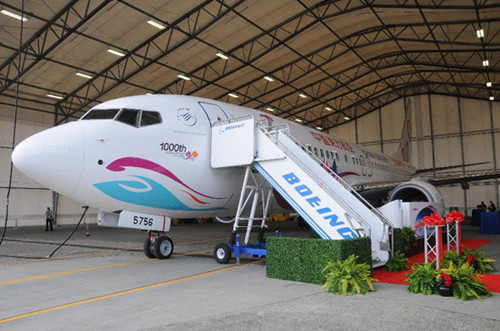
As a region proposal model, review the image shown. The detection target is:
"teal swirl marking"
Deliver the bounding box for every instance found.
[93,175,225,211]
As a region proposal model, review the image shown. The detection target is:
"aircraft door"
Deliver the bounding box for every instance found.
[360,154,373,177]
[197,101,230,127]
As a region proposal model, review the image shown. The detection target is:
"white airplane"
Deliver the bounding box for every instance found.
[12,94,457,261]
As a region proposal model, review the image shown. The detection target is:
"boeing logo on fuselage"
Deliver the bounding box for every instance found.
[218,123,245,135]
[282,172,358,239]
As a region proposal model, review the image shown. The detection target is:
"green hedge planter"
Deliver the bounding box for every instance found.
[266,236,372,285]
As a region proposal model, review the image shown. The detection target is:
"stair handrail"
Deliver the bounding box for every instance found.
[255,123,372,239]
[262,124,394,254]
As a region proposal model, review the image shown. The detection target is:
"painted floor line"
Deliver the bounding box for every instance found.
[0,260,261,325]
[0,250,114,267]
[0,249,212,286]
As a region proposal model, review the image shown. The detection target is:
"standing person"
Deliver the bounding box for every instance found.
[45,207,54,231]
[479,201,487,211]
[488,201,496,212]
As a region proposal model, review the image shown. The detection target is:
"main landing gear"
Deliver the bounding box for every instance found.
[143,231,174,259]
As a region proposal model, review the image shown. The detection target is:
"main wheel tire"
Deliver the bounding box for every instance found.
[214,243,232,264]
[153,236,174,259]
[143,237,156,259]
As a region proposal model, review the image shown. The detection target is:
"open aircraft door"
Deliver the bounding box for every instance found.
[197,101,230,127]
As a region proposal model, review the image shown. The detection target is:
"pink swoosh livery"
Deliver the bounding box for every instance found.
[106,157,225,200]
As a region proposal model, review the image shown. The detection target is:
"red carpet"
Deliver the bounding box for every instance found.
[373,239,500,292]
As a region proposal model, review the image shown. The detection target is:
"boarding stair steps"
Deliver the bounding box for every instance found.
[211,116,393,265]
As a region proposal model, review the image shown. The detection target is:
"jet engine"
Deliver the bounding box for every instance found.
[389,180,445,215]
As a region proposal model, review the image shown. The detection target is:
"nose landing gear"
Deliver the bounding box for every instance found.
[144,231,174,259]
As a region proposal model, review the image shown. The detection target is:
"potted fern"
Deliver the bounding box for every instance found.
[385,251,410,272]
[322,254,377,295]
[406,263,440,295]
[462,247,496,274]
[440,263,492,301]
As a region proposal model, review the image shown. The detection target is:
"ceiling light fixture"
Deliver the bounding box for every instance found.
[216,52,229,60]
[325,106,332,111]
[263,76,274,82]
[299,93,307,99]
[490,96,495,101]
[107,49,125,57]
[316,127,322,130]
[477,28,485,38]
[487,82,492,87]
[266,107,275,112]
[1,9,27,21]
[47,94,64,100]
[147,19,165,30]
[228,93,238,98]
[177,74,191,81]
[483,59,489,67]
[344,116,350,120]
[76,72,93,79]
[295,118,303,123]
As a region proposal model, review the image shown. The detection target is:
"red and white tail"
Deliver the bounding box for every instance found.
[392,98,412,163]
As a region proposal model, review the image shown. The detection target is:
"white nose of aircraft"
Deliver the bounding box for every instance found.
[12,122,85,196]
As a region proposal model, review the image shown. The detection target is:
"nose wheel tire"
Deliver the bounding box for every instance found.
[214,243,232,264]
[143,237,156,259]
[153,235,174,259]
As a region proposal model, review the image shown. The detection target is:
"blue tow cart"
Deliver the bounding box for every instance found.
[214,231,279,264]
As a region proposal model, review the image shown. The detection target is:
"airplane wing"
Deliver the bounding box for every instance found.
[427,170,500,186]
[415,162,490,174]
[353,169,500,192]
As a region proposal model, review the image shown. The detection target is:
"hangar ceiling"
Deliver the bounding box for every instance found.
[0,0,499,130]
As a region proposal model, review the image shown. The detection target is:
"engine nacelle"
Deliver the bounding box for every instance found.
[389,180,445,216]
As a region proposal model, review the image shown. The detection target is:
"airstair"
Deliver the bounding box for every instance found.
[211,115,393,265]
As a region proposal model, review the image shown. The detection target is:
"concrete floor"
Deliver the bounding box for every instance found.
[0,221,499,330]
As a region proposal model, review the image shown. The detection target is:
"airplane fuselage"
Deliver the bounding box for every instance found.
[12,94,416,219]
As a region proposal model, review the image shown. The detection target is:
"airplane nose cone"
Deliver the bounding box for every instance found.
[12,122,85,195]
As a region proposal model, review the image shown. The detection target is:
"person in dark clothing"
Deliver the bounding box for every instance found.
[488,201,496,212]
[45,207,54,231]
[479,201,487,211]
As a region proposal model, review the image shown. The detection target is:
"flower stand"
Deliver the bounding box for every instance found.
[446,220,462,254]
[424,225,445,268]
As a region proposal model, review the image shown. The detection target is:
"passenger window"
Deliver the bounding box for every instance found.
[314,147,318,156]
[326,150,330,159]
[140,111,162,127]
[116,109,139,127]
[81,108,120,120]
[334,151,339,161]
[320,149,324,158]
[344,155,348,163]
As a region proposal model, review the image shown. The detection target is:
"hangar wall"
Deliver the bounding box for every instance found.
[0,98,97,228]
[332,94,500,216]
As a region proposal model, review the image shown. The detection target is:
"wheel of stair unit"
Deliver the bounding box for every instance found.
[214,243,232,264]
[143,237,156,259]
[153,236,174,259]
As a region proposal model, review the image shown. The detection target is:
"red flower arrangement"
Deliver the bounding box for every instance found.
[466,255,478,265]
[416,213,446,227]
[439,273,453,288]
[445,210,465,224]
[416,210,465,227]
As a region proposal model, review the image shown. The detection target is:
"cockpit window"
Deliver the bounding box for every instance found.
[116,109,139,127]
[81,108,120,120]
[140,111,162,127]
